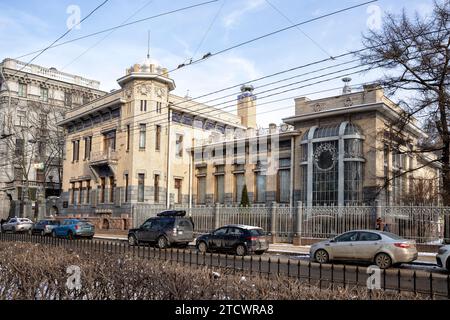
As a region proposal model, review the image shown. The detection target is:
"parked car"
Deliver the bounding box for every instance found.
[52,219,95,239]
[128,210,194,248]
[196,224,269,256]
[310,230,418,269]
[31,219,60,236]
[1,217,34,233]
[436,245,450,272]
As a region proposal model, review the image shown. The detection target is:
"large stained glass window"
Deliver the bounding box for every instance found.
[300,122,365,206]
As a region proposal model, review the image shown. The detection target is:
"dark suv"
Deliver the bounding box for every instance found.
[128,210,194,248]
[196,224,269,256]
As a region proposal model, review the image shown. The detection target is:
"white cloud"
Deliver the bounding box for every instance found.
[223,0,266,29]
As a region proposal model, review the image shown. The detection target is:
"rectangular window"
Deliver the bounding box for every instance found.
[140,100,147,112]
[36,169,45,183]
[124,174,129,202]
[175,134,183,157]
[18,83,27,97]
[174,178,182,204]
[70,182,76,205]
[197,176,206,204]
[156,102,162,113]
[84,136,92,160]
[138,174,145,202]
[15,138,24,157]
[234,173,245,203]
[277,169,290,203]
[100,177,106,203]
[255,172,266,203]
[16,110,26,127]
[154,174,160,203]
[86,180,91,204]
[155,125,161,151]
[103,130,116,151]
[78,181,83,205]
[64,92,72,107]
[72,140,80,161]
[40,87,48,102]
[139,124,146,149]
[126,125,130,151]
[109,176,115,203]
[215,175,224,204]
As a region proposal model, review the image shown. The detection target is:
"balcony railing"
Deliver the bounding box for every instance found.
[89,150,118,166]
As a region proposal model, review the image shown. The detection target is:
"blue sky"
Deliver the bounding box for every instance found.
[0,0,438,126]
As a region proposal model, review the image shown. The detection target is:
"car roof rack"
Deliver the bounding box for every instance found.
[157,210,187,217]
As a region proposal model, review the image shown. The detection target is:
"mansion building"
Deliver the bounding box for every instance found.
[56,58,440,229]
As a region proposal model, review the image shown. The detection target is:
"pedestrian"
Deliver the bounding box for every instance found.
[0,218,5,233]
[375,217,385,231]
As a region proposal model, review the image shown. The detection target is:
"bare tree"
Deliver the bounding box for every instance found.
[358,1,450,205]
[0,97,64,219]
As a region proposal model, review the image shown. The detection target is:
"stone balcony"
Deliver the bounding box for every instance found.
[89,150,119,167]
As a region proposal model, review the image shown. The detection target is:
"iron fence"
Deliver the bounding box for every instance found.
[0,232,449,300]
[132,203,450,244]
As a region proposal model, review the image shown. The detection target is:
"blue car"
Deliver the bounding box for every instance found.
[52,219,95,239]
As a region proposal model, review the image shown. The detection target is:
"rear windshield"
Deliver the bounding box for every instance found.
[248,229,265,236]
[381,231,403,240]
[47,221,59,225]
[176,219,193,229]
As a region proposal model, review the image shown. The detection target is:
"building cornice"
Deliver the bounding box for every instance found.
[283,102,426,138]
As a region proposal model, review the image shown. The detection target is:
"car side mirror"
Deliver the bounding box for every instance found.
[330,239,336,243]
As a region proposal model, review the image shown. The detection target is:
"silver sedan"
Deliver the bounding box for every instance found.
[310,230,418,269]
[1,217,34,233]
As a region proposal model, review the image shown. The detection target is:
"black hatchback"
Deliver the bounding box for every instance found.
[128,210,194,248]
[196,224,269,256]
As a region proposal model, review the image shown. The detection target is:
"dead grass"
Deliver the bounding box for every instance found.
[0,242,426,300]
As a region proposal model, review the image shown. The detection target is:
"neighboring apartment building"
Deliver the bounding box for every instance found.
[58,58,248,229]
[283,80,441,207]
[0,58,105,219]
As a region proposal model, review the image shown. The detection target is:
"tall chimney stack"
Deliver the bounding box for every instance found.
[237,84,257,129]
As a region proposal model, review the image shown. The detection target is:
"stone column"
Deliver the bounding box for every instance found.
[293,201,303,245]
[213,203,221,230]
[270,201,277,243]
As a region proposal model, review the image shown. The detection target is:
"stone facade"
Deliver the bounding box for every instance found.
[58,58,249,229]
[0,58,105,219]
[284,83,441,206]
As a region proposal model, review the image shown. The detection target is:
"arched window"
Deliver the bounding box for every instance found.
[300,122,365,206]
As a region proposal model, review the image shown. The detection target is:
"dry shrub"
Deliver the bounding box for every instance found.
[0,242,426,300]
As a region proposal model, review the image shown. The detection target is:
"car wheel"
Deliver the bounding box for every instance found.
[128,234,138,246]
[157,236,168,249]
[198,241,208,253]
[235,244,247,256]
[67,231,74,240]
[314,249,329,264]
[446,258,450,272]
[375,253,392,269]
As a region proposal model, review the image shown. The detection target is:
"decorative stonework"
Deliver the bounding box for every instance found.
[312,103,324,112]
[344,97,353,107]
[314,143,337,171]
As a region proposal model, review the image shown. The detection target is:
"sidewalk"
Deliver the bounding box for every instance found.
[94,233,437,264]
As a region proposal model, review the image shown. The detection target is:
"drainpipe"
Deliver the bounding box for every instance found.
[166,109,172,209]
[290,136,295,208]
[188,149,193,209]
